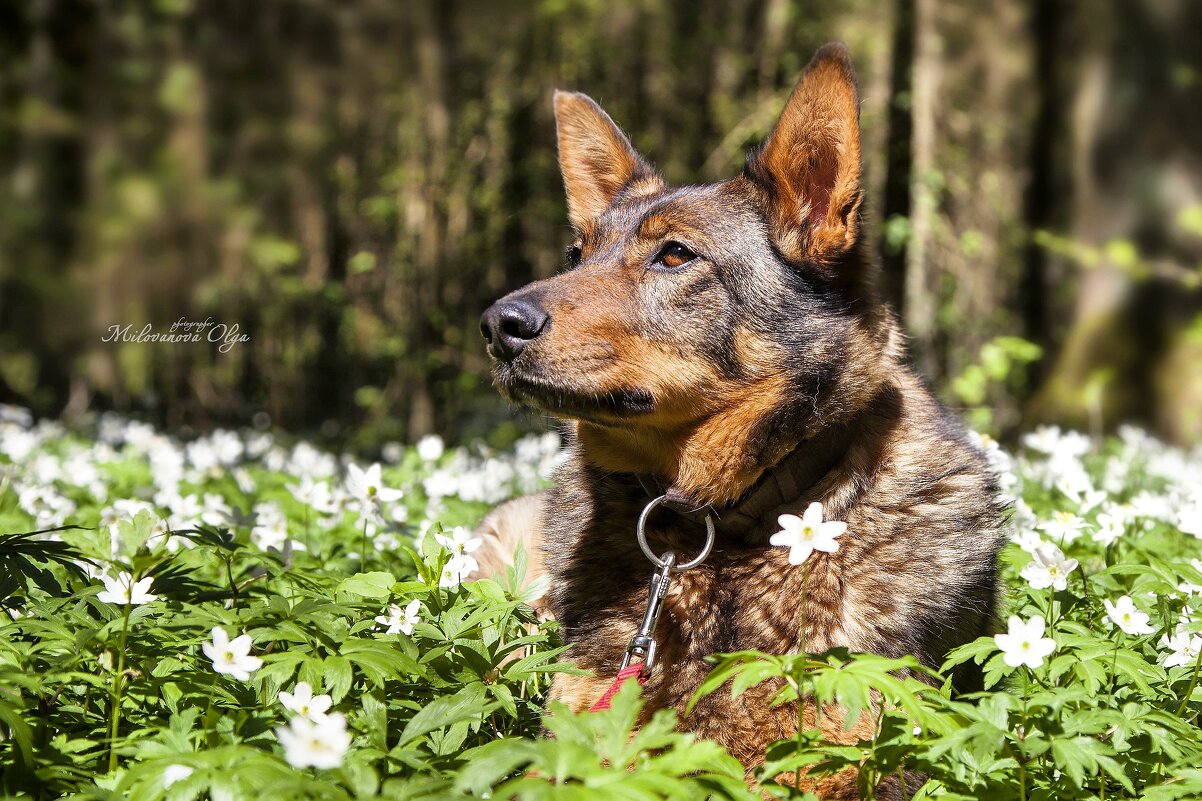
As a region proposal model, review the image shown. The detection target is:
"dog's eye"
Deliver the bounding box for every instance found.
[654,241,696,269]
[565,244,583,268]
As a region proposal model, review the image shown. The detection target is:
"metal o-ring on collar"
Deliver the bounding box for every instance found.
[636,494,716,570]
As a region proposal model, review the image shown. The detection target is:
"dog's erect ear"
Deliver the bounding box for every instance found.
[744,43,862,264]
[554,91,660,230]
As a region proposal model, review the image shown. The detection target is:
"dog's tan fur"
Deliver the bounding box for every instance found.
[477,43,1005,799]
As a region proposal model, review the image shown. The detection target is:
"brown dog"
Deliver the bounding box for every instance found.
[476,42,1004,799]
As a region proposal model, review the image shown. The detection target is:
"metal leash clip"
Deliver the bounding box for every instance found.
[620,551,676,673]
[620,494,717,676]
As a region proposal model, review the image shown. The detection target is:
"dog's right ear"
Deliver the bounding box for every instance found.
[553,91,660,230]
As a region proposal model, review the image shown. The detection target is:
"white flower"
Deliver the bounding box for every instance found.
[201,627,263,681]
[1011,528,1044,554]
[769,502,847,565]
[278,682,333,720]
[286,475,339,515]
[154,492,201,532]
[375,599,422,635]
[1104,595,1154,636]
[1022,425,1062,454]
[1023,427,1091,471]
[995,615,1057,668]
[233,467,257,494]
[199,493,232,526]
[97,572,158,606]
[439,555,478,589]
[423,469,459,500]
[16,483,75,528]
[1180,499,1202,539]
[1092,512,1125,547]
[186,440,219,473]
[245,432,274,458]
[209,429,244,465]
[0,427,37,461]
[346,463,404,504]
[1161,629,1202,669]
[251,502,290,551]
[416,434,445,462]
[435,526,483,561]
[1130,491,1174,524]
[162,764,193,787]
[1020,544,1078,592]
[1006,500,1040,552]
[346,463,404,529]
[1056,475,1106,512]
[1037,511,1087,543]
[276,711,352,769]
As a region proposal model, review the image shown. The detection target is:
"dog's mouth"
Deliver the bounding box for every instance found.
[494,363,654,422]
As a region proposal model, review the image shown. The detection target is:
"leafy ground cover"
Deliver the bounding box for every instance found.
[1,405,1201,800]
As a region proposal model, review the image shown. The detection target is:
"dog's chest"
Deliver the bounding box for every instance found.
[558,536,850,671]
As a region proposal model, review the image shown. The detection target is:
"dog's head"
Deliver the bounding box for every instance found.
[481,43,899,506]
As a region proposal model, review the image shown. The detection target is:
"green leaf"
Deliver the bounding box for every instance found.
[336,571,396,599]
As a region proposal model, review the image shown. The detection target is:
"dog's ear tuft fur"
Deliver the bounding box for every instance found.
[743,42,862,265]
[553,91,660,230]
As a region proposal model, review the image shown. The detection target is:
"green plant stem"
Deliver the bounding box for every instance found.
[1076,562,1091,605]
[360,519,368,573]
[1018,669,1029,801]
[304,506,312,555]
[1174,645,1202,717]
[107,602,133,774]
[795,562,809,791]
[1108,640,1120,696]
[226,557,238,609]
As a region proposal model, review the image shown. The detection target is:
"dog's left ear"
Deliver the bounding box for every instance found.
[744,42,862,265]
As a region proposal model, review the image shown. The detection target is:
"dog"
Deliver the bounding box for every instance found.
[475,42,1005,799]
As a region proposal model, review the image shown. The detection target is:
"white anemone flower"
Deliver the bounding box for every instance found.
[1036,511,1087,543]
[1104,595,1154,636]
[276,712,352,769]
[769,502,847,565]
[286,475,338,515]
[375,599,422,635]
[1092,512,1125,547]
[434,526,483,561]
[251,502,290,551]
[97,572,158,606]
[1162,629,1202,669]
[201,627,263,681]
[1179,499,1202,539]
[1020,544,1078,592]
[345,463,404,504]
[416,434,445,462]
[995,615,1057,668]
[279,682,333,720]
[439,555,478,589]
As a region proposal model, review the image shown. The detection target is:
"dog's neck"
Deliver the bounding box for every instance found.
[571,393,877,541]
[624,414,854,537]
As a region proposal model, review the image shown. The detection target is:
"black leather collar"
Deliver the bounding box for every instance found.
[632,421,852,538]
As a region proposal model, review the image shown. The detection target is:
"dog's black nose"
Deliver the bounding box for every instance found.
[480,296,549,361]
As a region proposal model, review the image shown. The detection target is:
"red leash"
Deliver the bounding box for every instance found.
[589,662,647,712]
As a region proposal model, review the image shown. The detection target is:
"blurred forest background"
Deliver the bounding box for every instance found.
[1,0,1201,449]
